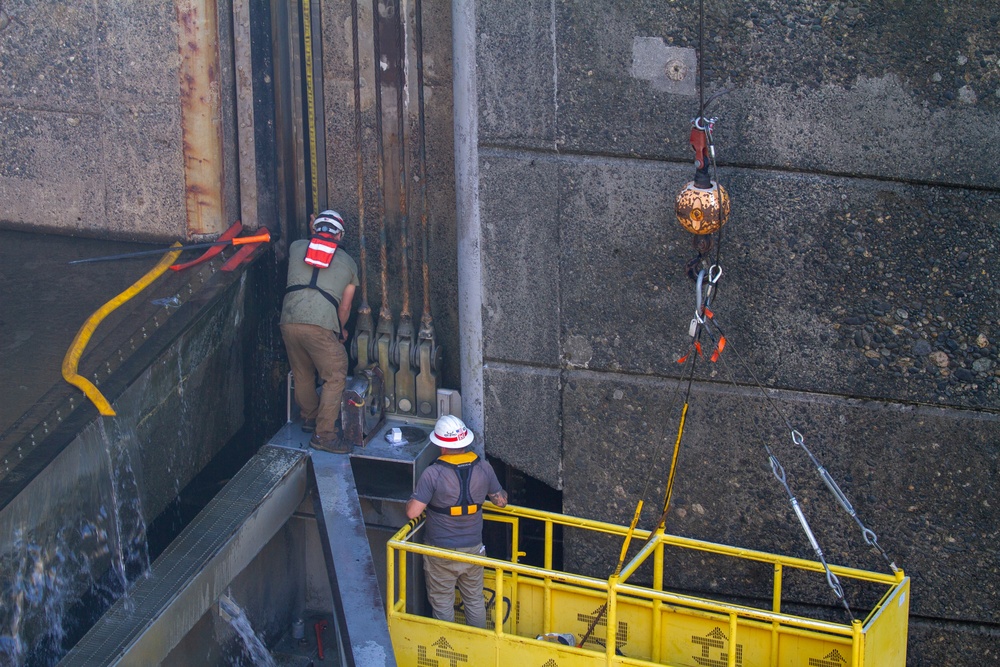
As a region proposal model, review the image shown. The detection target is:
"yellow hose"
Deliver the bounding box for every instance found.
[62,244,183,416]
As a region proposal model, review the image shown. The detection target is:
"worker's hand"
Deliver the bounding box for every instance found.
[489,490,508,508]
[339,329,348,343]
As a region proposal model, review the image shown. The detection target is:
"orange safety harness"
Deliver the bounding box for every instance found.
[427,452,481,517]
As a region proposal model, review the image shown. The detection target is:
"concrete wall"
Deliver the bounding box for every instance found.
[0,271,247,664]
[163,514,317,667]
[0,0,240,241]
[469,1,999,664]
[319,0,462,388]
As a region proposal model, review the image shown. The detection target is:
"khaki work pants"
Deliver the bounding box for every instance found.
[423,544,487,628]
[280,323,348,439]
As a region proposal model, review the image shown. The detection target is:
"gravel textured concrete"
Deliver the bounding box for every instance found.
[474,1,1000,663]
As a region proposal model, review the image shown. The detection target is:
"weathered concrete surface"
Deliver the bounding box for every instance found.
[0,0,240,241]
[320,0,462,388]
[0,230,162,441]
[162,516,314,667]
[561,375,999,621]
[471,1,1000,664]
[0,257,249,662]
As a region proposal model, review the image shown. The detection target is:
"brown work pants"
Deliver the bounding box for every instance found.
[423,544,487,628]
[280,323,348,439]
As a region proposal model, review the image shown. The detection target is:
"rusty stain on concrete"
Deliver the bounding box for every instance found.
[175,0,224,237]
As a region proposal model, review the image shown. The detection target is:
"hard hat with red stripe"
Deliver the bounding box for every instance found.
[312,210,345,235]
[430,415,474,449]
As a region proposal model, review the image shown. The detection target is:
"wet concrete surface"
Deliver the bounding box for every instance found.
[0,228,241,475]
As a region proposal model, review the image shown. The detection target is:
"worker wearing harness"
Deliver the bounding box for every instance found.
[280,211,359,454]
[406,416,508,628]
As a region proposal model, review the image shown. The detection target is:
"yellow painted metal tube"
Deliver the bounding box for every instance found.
[386,540,396,614]
[606,576,618,663]
[729,613,738,666]
[614,500,643,577]
[852,619,864,666]
[62,245,182,415]
[614,580,854,636]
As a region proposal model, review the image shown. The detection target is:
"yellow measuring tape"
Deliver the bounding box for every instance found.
[62,245,183,416]
[302,0,320,210]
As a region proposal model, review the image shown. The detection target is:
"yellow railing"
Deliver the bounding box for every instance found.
[386,504,909,667]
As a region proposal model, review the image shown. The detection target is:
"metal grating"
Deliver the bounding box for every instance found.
[59,445,308,666]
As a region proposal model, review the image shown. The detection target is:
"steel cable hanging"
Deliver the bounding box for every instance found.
[576,331,701,651]
[702,313,899,575]
[371,0,394,338]
[696,315,856,620]
[350,0,374,346]
[414,0,435,338]
[580,0,731,650]
[394,0,412,323]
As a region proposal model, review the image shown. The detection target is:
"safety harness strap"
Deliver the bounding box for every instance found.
[428,453,481,516]
[285,267,341,310]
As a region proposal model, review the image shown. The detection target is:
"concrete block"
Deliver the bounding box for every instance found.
[0,0,100,111]
[561,372,1000,624]
[483,363,561,489]
[549,1,1000,187]
[480,151,560,366]
[95,0,181,106]
[0,109,105,232]
[476,0,557,147]
[101,104,186,239]
[555,157,1000,410]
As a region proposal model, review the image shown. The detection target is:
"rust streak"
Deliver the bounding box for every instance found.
[174,0,223,237]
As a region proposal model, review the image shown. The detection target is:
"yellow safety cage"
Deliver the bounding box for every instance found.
[387,504,908,667]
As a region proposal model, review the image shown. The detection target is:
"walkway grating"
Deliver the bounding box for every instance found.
[59,445,308,666]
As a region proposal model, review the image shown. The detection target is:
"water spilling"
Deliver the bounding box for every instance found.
[219,594,277,667]
[0,415,153,666]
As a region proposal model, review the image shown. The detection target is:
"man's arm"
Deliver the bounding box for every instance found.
[405,497,427,519]
[338,283,356,342]
[487,490,508,508]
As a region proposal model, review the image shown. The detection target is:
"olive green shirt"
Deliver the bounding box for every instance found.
[279,238,360,332]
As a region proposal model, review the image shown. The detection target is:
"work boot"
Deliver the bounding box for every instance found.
[310,429,351,454]
[301,418,316,433]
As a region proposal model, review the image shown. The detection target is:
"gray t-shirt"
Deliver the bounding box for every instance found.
[279,238,360,331]
[411,454,503,548]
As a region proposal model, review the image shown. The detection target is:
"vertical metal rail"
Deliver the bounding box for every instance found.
[415,0,433,333]
[232,0,259,230]
[372,0,397,411]
[413,0,440,419]
[271,0,307,239]
[393,0,411,323]
[451,0,485,436]
[392,0,417,415]
[302,0,320,211]
[350,0,374,369]
[175,0,225,237]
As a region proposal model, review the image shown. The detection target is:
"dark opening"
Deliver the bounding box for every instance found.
[484,457,563,571]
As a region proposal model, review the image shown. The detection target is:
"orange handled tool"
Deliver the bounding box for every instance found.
[69,229,271,264]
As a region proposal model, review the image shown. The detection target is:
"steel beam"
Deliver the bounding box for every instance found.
[311,450,397,667]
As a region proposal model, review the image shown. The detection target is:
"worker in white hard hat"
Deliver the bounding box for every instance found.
[280,210,360,454]
[406,415,508,628]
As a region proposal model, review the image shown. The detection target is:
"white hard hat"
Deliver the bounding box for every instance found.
[312,210,345,234]
[430,415,474,449]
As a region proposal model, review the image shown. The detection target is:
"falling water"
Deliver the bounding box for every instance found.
[98,419,152,606]
[219,595,277,667]
[0,415,153,666]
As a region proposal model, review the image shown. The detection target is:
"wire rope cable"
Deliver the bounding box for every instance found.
[414,0,434,337]
[350,0,371,318]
